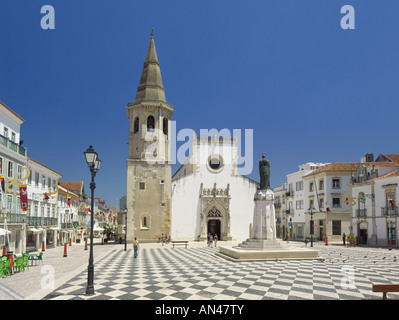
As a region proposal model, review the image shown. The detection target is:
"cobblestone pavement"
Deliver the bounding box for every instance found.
[16,241,398,301]
[0,238,116,300]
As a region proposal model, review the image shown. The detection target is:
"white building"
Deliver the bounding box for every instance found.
[350,154,399,247]
[58,181,87,244]
[26,157,62,251]
[303,162,360,242]
[171,133,259,241]
[273,182,287,238]
[0,100,28,254]
[285,162,329,240]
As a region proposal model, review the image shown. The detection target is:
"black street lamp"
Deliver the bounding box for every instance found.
[306,206,316,247]
[84,145,101,295]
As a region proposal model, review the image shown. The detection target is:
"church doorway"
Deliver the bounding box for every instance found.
[208,219,221,240]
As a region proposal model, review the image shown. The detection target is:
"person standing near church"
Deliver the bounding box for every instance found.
[133,237,139,258]
[161,233,165,246]
[214,234,218,247]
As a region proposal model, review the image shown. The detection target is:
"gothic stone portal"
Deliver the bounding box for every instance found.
[207,207,222,240]
[200,183,231,241]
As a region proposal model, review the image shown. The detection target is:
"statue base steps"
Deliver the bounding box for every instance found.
[216,240,319,262]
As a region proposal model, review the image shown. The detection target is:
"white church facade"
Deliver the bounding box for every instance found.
[171,134,258,241]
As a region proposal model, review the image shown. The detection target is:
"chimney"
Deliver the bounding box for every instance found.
[361,153,374,163]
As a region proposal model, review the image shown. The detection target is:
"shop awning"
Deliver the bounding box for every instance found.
[0,228,11,236]
[93,227,104,232]
[27,228,41,233]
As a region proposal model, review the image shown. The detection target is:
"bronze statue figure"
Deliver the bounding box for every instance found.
[259,153,270,190]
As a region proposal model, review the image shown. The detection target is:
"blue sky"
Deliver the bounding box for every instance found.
[1,1,399,207]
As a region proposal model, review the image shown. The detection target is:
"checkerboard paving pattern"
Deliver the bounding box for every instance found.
[43,245,399,300]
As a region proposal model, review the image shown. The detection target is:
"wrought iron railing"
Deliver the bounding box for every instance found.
[0,134,27,156]
[381,207,399,216]
[356,209,367,218]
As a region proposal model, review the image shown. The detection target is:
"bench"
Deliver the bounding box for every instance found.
[372,284,399,300]
[171,241,188,248]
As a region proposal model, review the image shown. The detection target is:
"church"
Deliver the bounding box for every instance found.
[126,31,259,243]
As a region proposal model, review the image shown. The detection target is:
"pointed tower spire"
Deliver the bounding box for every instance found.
[131,29,169,106]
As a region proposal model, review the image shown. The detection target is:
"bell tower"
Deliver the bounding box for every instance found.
[126,30,174,243]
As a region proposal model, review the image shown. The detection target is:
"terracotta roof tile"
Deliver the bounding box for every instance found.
[304,162,359,177]
[363,162,398,168]
[58,181,84,194]
[375,168,399,180]
[381,154,399,165]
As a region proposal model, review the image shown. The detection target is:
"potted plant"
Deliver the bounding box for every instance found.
[347,234,355,246]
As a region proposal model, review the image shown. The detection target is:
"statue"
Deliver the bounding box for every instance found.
[259,153,270,190]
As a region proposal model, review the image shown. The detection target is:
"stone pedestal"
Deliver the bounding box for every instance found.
[252,189,276,240]
[216,188,319,262]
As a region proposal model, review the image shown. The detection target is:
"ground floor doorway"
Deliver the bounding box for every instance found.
[387,222,397,246]
[208,219,221,240]
[26,231,37,252]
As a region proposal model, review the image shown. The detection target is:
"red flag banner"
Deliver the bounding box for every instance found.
[0,175,4,193]
[389,199,395,209]
[67,196,71,208]
[19,184,28,212]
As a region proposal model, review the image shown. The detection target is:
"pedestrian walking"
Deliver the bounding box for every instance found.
[286,232,290,244]
[161,233,165,246]
[209,234,213,247]
[342,233,346,246]
[207,233,210,246]
[133,237,139,258]
[214,234,218,247]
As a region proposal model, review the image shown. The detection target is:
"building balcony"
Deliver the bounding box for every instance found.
[6,213,27,224]
[5,214,58,226]
[286,209,293,215]
[27,216,58,226]
[0,134,27,157]
[381,207,399,217]
[356,209,367,218]
[286,191,294,197]
[61,223,74,229]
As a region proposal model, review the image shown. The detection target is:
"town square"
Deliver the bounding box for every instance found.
[1,0,399,309]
